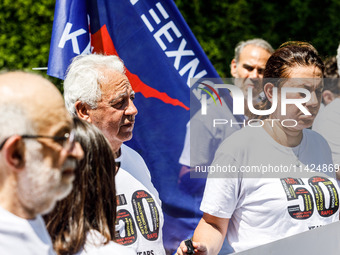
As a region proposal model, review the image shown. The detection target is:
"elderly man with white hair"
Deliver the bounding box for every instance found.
[63,54,165,255]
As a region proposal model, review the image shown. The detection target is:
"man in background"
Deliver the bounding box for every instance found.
[179,38,273,187]
[230,38,273,115]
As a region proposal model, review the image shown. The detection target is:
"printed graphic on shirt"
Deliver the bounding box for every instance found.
[117,194,127,206]
[132,190,160,241]
[137,250,154,255]
[280,176,339,220]
[308,176,339,217]
[308,225,323,230]
[115,190,160,246]
[115,209,137,245]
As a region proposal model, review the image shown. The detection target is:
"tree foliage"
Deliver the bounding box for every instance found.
[0,0,61,89]
[175,0,340,77]
[1,0,340,86]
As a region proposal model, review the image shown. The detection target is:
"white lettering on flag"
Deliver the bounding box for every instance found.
[138,2,208,87]
[156,2,169,19]
[165,39,194,70]
[81,41,92,55]
[154,21,182,50]
[58,23,87,54]
[149,9,161,24]
[130,0,139,5]
[179,58,207,86]
[141,14,154,32]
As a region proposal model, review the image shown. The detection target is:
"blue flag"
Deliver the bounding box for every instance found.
[48,0,234,252]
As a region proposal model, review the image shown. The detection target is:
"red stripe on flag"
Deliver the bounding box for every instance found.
[91,25,189,111]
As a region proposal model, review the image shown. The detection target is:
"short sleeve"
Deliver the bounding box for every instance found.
[200,154,241,219]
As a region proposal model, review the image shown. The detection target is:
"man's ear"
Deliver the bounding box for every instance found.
[230,59,238,78]
[3,135,25,171]
[75,101,91,122]
[263,83,275,103]
[322,90,335,106]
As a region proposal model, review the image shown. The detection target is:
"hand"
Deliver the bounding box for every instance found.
[176,240,208,255]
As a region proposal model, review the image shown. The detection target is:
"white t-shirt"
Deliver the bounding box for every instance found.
[313,98,340,166]
[115,144,165,255]
[179,96,240,167]
[201,126,340,252]
[0,206,56,255]
[75,230,135,255]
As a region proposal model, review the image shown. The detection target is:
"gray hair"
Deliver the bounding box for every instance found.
[63,54,125,116]
[234,38,274,63]
[0,103,35,142]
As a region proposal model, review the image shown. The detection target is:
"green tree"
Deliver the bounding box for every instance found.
[1,0,340,87]
[175,0,340,77]
[0,0,61,89]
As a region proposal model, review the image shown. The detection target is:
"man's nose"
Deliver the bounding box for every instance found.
[249,68,260,78]
[125,98,138,116]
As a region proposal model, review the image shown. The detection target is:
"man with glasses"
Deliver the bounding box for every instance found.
[63,54,166,255]
[0,71,83,254]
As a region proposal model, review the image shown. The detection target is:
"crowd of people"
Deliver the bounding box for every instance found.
[0,39,340,255]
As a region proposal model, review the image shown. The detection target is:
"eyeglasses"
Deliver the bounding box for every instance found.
[0,129,76,152]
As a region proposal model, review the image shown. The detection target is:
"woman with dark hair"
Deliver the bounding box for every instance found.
[44,118,134,255]
[177,42,340,254]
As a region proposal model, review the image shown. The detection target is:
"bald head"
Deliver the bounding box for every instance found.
[0,71,61,99]
[0,72,71,135]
